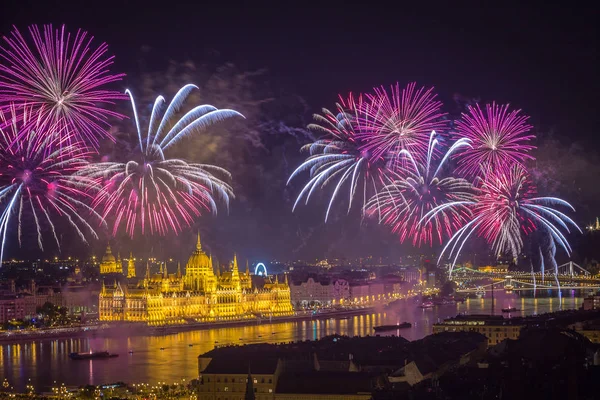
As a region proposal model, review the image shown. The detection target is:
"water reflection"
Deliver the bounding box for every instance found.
[0,291,582,391]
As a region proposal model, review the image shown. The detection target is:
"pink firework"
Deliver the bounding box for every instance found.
[0,24,126,150]
[0,107,101,264]
[288,93,398,222]
[366,132,473,246]
[454,102,535,176]
[356,82,449,163]
[425,165,580,276]
[81,85,240,237]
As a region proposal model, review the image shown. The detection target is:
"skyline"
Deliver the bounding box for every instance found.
[0,2,597,264]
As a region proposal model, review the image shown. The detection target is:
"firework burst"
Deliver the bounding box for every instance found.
[287,94,396,222]
[356,82,449,163]
[454,102,535,176]
[366,131,473,246]
[424,165,581,276]
[0,24,125,149]
[0,107,102,265]
[81,84,243,237]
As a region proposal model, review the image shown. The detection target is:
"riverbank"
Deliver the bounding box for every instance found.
[0,306,377,343]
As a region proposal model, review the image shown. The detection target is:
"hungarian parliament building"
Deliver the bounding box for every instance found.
[98,234,294,325]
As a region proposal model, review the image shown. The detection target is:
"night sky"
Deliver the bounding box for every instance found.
[1,1,598,264]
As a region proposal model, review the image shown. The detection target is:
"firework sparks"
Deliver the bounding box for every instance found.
[0,107,102,265]
[0,24,126,149]
[454,102,535,176]
[81,84,243,237]
[287,94,396,221]
[366,131,473,246]
[356,82,449,163]
[424,165,581,276]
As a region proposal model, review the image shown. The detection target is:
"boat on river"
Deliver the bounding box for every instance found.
[373,322,412,332]
[501,307,518,313]
[419,301,434,309]
[69,351,118,360]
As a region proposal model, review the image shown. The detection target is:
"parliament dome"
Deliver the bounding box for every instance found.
[187,233,211,271]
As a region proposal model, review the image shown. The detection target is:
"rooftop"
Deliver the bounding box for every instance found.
[276,371,372,394]
[202,357,279,375]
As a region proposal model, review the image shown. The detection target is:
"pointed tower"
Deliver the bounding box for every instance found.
[284,273,289,286]
[246,260,250,277]
[177,262,182,278]
[196,231,202,251]
[116,253,123,274]
[233,254,240,274]
[127,253,136,278]
[245,367,255,400]
[232,254,241,290]
[144,261,150,288]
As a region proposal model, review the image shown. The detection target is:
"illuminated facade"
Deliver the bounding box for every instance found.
[432,315,523,346]
[99,245,123,274]
[126,253,136,278]
[99,234,294,325]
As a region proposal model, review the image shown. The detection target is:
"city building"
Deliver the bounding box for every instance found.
[275,371,373,400]
[0,294,35,323]
[98,234,294,325]
[0,282,101,323]
[290,277,350,307]
[396,267,420,283]
[477,265,508,274]
[582,295,600,310]
[99,245,123,274]
[432,315,524,346]
[198,357,281,400]
[388,332,487,386]
[197,332,488,399]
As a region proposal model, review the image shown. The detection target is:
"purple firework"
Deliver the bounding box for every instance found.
[0,24,126,150]
[454,102,535,176]
[356,82,449,163]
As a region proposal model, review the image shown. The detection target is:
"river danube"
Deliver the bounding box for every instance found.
[0,291,583,390]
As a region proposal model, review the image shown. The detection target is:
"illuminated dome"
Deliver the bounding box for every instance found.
[186,233,211,272]
[102,245,116,263]
[100,244,122,274]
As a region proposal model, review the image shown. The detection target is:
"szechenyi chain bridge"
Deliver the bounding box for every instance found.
[450,261,600,293]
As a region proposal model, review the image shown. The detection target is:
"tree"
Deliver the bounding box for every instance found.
[440,281,457,297]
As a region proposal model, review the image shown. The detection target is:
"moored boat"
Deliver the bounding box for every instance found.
[69,351,118,360]
[373,322,412,332]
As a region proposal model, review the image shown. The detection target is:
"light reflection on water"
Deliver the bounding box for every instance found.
[0,291,582,390]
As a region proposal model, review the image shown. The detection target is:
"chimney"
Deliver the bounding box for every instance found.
[9,279,16,293]
[30,280,36,295]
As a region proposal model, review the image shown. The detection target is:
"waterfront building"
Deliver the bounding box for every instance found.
[290,277,350,307]
[582,295,600,310]
[432,315,523,346]
[477,265,508,274]
[98,234,294,325]
[0,294,35,323]
[397,267,420,283]
[99,245,123,275]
